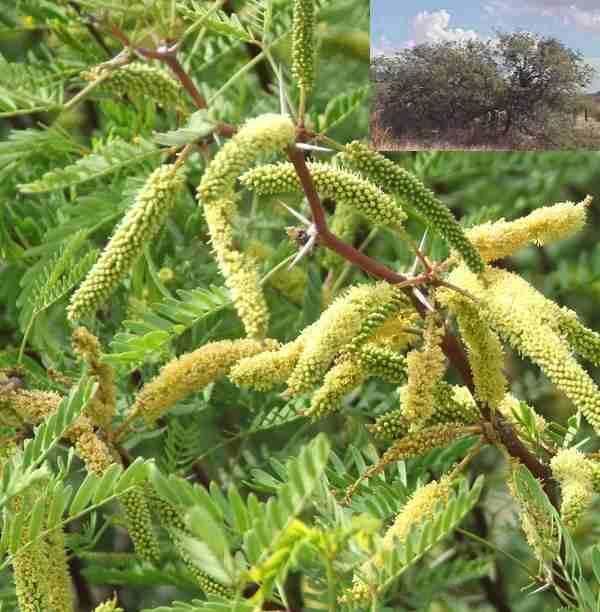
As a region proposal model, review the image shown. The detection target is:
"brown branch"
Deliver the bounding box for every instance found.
[287,143,575,605]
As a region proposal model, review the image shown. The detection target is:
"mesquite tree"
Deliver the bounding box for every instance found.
[375,32,593,143]
[1,2,600,612]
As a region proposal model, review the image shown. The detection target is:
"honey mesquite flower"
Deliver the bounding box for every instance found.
[466,197,591,263]
[149,492,233,597]
[83,61,184,110]
[285,282,398,394]
[557,306,600,367]
[131,338,278,425]
[72,326,116,430]
[240,161,407,230]
[229,336,305,391]
[440,292,507,409]
[368,383,479,441]
[306,357,366,419]
[10,484,75,612]
[448,265,600,433]
[345,477,453,603]
[68,163,185,321]
[508,461,558,569]
[403,315,446,428]
[339,141,484,273]
[291,0,316,91]
[197,114,295,338]
[551,448,594,531]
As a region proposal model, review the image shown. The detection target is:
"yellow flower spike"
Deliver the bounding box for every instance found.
[344,288,410,354]
[240,161,407,230]
[93,595,124,612]
[204,200,269,338]
[403,315,446,429]
[370,383,480,442]
[286,282,396,395]
[448,265,600,434]
[83,61,185,111]
[551,448,594,531]
[149,492,234,597]
[198,114,296,204]
[9,481,75,612]
[508,461,558,568]
[68,163,185,321]
[306,357,365,419]
[343,477,453,604]
[291,0,316,91]
[358,344,407,384]
[339,141,484,273]
[45,526,75,612]
[466,197,591,263]
[557,306,600,367]
[121,487,161,563]
[378,423,472,469]
[367,406,408,441]
[131,338,278,425]
[229,337,302,391]
[441,293,507,409]
[197,114,295,338]
[72,326,116,430]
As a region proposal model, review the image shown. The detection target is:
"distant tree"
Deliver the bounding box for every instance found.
[375,32,594,143]
[375,40,502,136]
[495,32,594,137]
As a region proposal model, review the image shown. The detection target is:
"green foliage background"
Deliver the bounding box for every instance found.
[1,1,600,611]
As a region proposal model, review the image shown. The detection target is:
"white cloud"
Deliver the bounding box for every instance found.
[409,10,480,45]
[488,1,600,33]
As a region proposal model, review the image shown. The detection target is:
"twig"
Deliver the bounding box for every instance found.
[286,142,575,606]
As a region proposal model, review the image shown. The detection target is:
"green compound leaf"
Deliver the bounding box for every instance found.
[369,476,484,599]
[105,285,231,370]
[18,137,159,194]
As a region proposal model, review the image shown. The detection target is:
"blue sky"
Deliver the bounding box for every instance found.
[371,0,600,92]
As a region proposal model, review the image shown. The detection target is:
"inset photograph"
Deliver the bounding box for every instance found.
[371,1,600,150]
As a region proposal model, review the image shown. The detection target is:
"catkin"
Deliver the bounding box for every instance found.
[291,0,316,91]
[403,315,446,428]
[68,164,185,321]
[197,114,296,338]
[83,61,184,110]
[466,197,591,263]
[72,326,116,429]
[339,141,484,273]
[131,338,278,424]
[286,282,397,394]
[551,448,594,531]
[240,161,406,230]
[344,477,453,603]
[448,265,600,434]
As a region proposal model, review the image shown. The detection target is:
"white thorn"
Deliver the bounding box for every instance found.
[412,288,434,311]
[278,64,287,116]
[296,143,334,153]
[277,200,311,226]
[410,229,429,276]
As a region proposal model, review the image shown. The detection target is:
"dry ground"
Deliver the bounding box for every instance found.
[371,114,600,151]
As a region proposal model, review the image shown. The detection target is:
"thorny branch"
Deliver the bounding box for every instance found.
[286,143,574,605]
